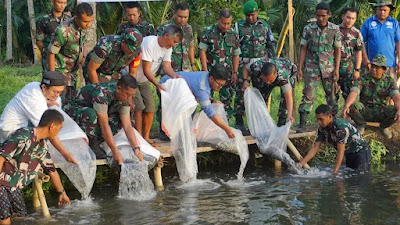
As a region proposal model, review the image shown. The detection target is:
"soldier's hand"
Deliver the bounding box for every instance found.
[353,70,360,80]
[288,116,295,125]
[395,110,400,124]
[297,70,303,82]
[242,80,249,91]
[231,72,238,85]
[192,65,198,72]
[157,83,166,92]
[334,69,340,82]
[64,152,78,165]
[342,107,350,119]
[58,192,70,207]
[114,151,123,165]
[134,148,144,161]
[226,128,236,139]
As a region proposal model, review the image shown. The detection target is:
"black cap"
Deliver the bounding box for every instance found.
[41,71,65,86]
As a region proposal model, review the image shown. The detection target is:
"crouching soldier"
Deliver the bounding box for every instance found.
[342,54,400,138]
[298,104,371,174]
[0,110,70,224]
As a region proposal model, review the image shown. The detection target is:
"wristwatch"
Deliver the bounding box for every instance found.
[232,71,238,75]
[133,146,141,151]
[57,189,65,196]
[355,68,360,72]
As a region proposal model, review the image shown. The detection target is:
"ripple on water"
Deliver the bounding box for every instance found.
[290,167,332,178]
[220,177,266,188]
[176,179,221,191]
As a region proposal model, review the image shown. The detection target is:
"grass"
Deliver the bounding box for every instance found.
[0,65,345,129]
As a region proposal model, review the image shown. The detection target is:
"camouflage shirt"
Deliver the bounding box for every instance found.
[351,73,400,108]
[0,127,55,191]
[300,21,342,79]
[117,19,155,37]
[339,24,363,64]
[199,23,241,71]
[247,57,297,93]
[48,17,87,86]
[316,117,369,153]
[156,20,195,71]
[36,11,71,71]
[236,18,276,59]
[83,34,141,83]
[66,82,130,115]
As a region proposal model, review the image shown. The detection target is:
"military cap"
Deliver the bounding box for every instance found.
[374,0,395,9]
[243,1,258,15]
[124,28,143,53]
[41,71,65,86]
[370,54,387,68]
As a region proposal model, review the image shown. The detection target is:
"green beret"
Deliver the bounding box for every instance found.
[41,71,65,86]
[243,1,258,15]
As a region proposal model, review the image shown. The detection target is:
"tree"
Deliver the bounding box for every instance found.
[27,0,39,64]
[6,0,12,61]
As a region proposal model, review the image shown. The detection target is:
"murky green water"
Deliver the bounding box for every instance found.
[15,162,400,225]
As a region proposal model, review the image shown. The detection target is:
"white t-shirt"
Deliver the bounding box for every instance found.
[0,82,62,142]
[136,36,172,83]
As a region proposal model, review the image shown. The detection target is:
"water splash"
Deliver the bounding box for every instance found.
[221,179,266,188]
[177,179,221,191]
[291,167,331,178]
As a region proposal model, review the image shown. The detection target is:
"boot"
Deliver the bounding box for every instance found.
[236,116,250,136]
[296,113,307,133]
[88,138,107,159]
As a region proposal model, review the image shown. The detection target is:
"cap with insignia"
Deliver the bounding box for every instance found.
[41,71,65,86]
[243,1,258,15]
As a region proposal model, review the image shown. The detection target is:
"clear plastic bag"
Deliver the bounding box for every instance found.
[193,104,249,179]
[161,79,198,182]
[244,88,298,172]
[47,109,96,199]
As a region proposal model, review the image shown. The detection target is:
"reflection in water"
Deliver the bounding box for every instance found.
[14,163,400,225]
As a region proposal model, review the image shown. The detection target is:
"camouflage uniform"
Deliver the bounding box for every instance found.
[316,117,371,170]
[338,24,363,99]
[117,19,155,37]
[63,83,130,143]
[247,57,297,123]
[156,20,195,72]
[349,73,400,128]
[236,18,276,117]
[0,127,56,191]
[48,17,87,101]
[36,11,71,71]
[82,34,142,84]
[298,21,342,114]
[199,24,241,117]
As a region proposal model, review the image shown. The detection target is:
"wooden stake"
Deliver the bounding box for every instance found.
[33,176,51,218]
[287,139,310,169]
[153,166,164,191]
[32,184,41,209]
[274,160,282,170]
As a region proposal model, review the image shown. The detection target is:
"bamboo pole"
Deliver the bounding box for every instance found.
[153,166,164,191]
[32,184,41,209]
[33,176,51,218]
[287,139,310,169]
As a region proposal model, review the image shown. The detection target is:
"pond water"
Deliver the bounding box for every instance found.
[15,162,400,225]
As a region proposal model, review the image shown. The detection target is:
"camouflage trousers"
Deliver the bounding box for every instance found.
[338,61,355,100]
[64,105,122,142]
[298,75,340,114]
[349,103,397,128]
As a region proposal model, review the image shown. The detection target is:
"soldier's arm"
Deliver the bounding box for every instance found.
[283,89,294,124]
[333,29,342,80]
[87,60,102,83]
[242,65,251,90]
[393,94,400,124]
[342,90,359,118]
[298,141,321,167]
[199,50,208,71]
[97,111,122,164]
[297,45,307,80]
[48,170,70,206]
[0,156,5,173]
[120,113,143,161]
[48,52,56,71]
[49,136,78,164]
[354,50,362,80]
[36,18,45,51]
[333,143,345,174]
[189,46,197,71]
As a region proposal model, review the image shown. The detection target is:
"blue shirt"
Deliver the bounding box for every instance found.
[160,72,216,118]
[361,15,400,67]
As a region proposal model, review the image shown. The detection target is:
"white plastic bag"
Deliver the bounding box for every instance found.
[244,88,298,171]
[161,78,198,182]
[193,103,249,179]
[47,109,96,199]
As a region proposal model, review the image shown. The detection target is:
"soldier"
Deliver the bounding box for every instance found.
[0,110,70,224]
[297,2,341,133]
[235,0,276,131]
[298,104,371,174]
[338,7,363,100]
[0,71,77,165]
[361,0,400,86]
[117,1,154,37]
[63,75,143,165]
[342,54,400,138]
[199,9,241,124]
[48,3,94,103]
[36,0,71,71]
[156,3,196,72]
[83,28,142,84]
[242,57,296,126]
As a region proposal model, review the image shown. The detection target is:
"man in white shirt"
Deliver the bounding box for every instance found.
[0,71,77,164]
[134,24,182,145]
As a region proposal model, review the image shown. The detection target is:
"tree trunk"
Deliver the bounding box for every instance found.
[6,0,12,61]
[27,0,39,64]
